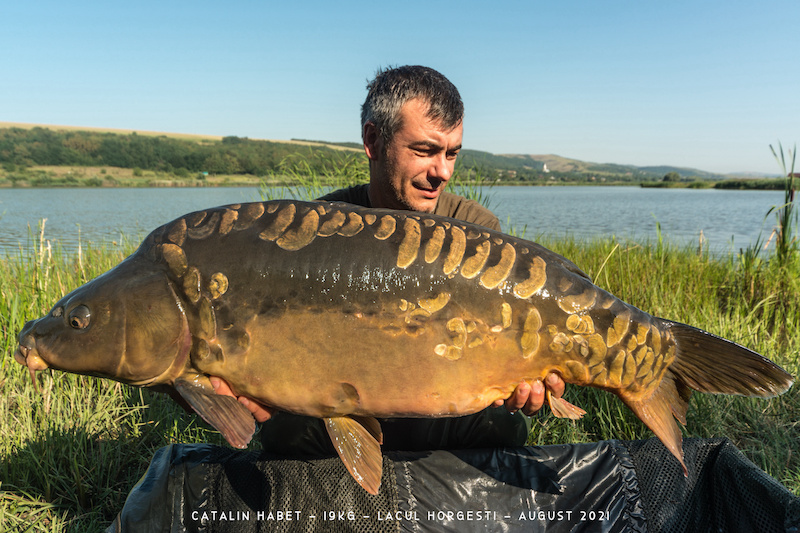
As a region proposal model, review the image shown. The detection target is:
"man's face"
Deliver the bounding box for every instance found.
[366,98,463,213]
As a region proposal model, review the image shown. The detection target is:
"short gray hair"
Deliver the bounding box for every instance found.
[361,65,464,145]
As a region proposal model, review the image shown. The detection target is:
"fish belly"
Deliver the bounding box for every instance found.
[194,305,550,419]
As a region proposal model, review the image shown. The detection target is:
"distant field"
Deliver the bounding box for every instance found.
[0,164,267,188]
[0,121,224,142]
[0,121,359,151]
[0,122,365,188]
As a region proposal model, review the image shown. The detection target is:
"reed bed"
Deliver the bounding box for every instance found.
[1,181,798,531]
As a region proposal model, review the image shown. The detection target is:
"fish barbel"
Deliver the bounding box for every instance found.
[15,200,794,494]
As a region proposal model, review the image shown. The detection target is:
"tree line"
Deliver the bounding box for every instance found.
[0,127,354,176]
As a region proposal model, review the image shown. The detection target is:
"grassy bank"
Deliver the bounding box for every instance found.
[1,228,797,531]
[640,178,794,190]
[1,165,269,188]
[3,164,789,190]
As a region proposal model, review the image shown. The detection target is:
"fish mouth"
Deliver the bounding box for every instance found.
[14,342,50,392]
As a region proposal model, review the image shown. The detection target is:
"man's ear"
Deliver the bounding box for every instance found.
[363,122,382,161]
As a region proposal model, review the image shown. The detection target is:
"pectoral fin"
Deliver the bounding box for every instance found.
[351,415,384,445]
[174,375,256,449]
[324,416,383,495]
[547,389,587,420]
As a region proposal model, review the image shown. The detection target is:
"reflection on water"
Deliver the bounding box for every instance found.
[0,186,786,256]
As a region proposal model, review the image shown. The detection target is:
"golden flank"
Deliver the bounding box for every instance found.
[15,200,794,495]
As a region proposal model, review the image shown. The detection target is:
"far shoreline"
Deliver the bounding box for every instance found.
[0,165,790,191]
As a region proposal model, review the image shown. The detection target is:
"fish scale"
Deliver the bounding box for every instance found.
[15,199,794,495]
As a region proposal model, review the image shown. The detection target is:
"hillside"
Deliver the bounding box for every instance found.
[0,122,356,152]
[496,153,728,181]
[0,122,752,186]
[0,123,366,186]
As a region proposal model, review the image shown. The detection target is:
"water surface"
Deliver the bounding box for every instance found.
[0,186,786,257]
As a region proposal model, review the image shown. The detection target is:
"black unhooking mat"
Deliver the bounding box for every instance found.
[106,438,800,533]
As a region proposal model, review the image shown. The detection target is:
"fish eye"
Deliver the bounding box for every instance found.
[68,305,91,330]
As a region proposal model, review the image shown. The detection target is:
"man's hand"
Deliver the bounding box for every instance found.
[209,376,275,423]
[493,372,566,416]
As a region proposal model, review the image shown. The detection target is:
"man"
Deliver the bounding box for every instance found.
[212,65,565,452]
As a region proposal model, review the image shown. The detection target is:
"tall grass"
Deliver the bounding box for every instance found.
[768,142,798,268]
[259,151,369,201]
[449,164,499,213]
[736,143,799,341]
[0,234,237,532]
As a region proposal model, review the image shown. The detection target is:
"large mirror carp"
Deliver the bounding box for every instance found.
[15,200,793,494]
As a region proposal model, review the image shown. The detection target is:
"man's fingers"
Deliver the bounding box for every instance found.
[508,381,531,412]
[545,372,566,398]
[210,376,233,396]
[521,379,545,416]
[241,396,274,423]
[491,374,567,416]
[210,376,273,423]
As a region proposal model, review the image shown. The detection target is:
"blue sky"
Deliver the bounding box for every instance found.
[1,1,798,174]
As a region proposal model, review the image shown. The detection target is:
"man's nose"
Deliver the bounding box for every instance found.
[429,153,453,182]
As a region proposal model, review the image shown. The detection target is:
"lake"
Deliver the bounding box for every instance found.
[0,186,787,257]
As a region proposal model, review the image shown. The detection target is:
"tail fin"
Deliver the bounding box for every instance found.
[668,322,793,398]
[620,321,793,475]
